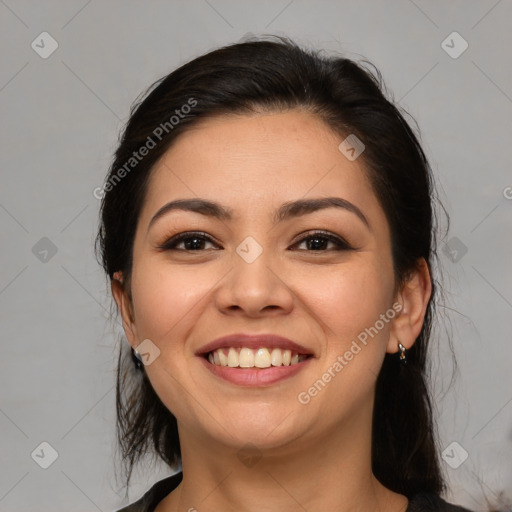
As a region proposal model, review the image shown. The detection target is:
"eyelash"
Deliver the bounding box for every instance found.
[157,230,353,252]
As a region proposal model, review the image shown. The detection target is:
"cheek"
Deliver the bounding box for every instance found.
[299,258,394,346]
[129,259,209,347]
[297,261,394,419]
[128,260,211,412]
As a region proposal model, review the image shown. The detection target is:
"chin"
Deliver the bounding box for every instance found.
[209,404,308,449]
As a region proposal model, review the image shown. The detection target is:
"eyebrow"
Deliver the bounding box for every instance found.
[147,196,370,231]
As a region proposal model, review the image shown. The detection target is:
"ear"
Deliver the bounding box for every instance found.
[111,271,139,348]
[387,258,432,354]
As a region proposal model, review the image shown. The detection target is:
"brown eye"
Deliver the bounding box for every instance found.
[291,231,352,251]
[158,232,220,251]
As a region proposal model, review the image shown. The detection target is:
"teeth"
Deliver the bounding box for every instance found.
[254,348,271,368]
[218,349,228,367]
[207,347,307,368]
[270,348,282,366]
[227,347,238,367]
[239,347,254,367]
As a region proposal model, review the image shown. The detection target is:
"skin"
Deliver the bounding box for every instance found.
[112,109,431,512]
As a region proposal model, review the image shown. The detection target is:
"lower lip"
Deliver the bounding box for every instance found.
[199,356,312,386]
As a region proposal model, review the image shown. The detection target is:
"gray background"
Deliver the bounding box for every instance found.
[1,1,511,511]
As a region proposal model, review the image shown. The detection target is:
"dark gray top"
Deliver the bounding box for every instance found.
[115,472,474,512]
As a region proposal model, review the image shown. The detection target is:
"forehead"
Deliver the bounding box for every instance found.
[139,110,383,228]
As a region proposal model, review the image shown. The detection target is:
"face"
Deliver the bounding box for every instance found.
[116,109,411,455]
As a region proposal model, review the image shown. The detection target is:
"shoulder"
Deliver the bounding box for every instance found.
[114,472,183,512]
[407,492,475,512]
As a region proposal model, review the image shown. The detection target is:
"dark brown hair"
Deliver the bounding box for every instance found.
[97,36,446,497]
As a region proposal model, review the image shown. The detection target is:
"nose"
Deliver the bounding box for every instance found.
[214,247,294,318]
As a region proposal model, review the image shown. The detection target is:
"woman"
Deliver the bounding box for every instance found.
[97,36,477,511]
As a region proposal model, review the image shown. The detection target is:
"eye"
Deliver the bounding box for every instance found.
[157,232,220,251]
[157,230,353,252]
[291,231,352,251]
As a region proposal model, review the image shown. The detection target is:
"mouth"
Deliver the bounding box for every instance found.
[196,333,314,386]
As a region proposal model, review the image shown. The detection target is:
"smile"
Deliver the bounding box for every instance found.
[206,347,309,368]
[197,333,314,386]
[200,349,313,387]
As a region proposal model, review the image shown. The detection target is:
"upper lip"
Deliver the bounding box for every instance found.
[196,333,314,356]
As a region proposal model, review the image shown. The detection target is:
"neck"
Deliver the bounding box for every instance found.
[156,402,408,512]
